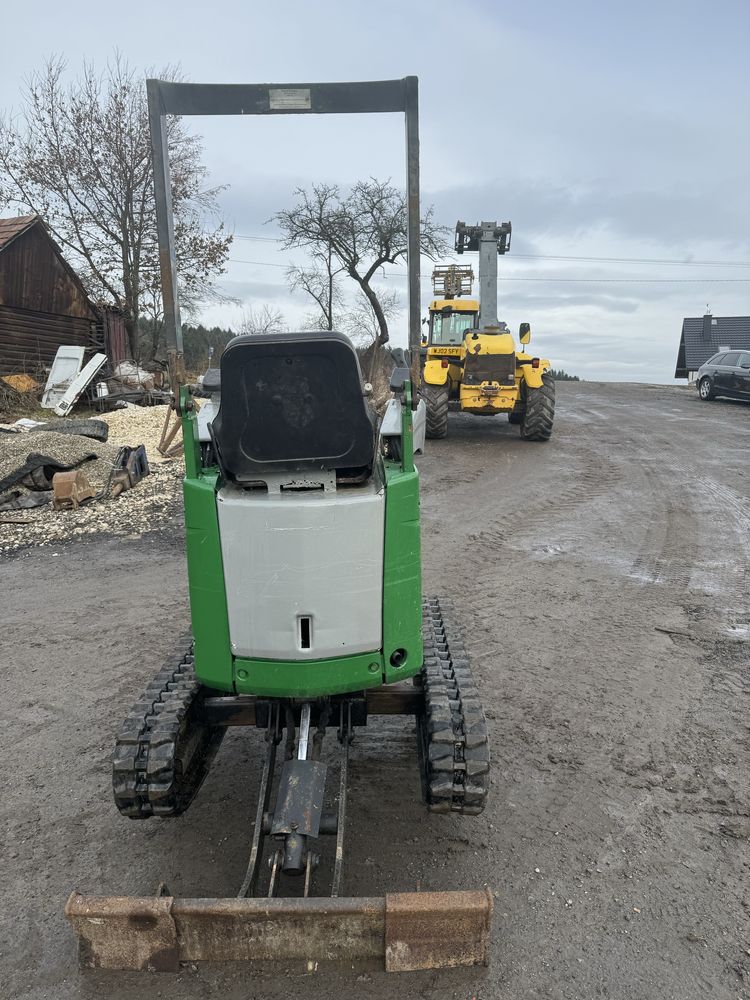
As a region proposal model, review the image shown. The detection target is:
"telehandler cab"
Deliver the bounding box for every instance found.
[64,77,493,974]
[422,221,555,441]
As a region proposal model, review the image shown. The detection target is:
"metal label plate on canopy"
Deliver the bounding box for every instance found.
[269,88,311,110]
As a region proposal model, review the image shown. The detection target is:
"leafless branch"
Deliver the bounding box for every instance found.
[274,178,448,346]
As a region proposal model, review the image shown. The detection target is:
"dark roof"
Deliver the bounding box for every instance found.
[675,314,750,378]
[0,214,38,252]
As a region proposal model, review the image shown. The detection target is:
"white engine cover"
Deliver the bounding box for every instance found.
[217,481,385,660]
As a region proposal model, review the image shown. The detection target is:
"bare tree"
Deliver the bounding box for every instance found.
[344,288,403,348]
[0,54,232,358]
[239,304,286,336]
[344,287,404,383]
[274,179,448,347]
[287,245,345,331]
[300,311,332,332]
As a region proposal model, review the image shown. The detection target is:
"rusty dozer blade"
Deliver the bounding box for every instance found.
[65,889,493,973]
[67,703,493,973]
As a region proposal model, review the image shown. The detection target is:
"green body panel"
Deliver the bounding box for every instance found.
[233,651,386,699]
[181,399,234,692]
[179,382,423,697]
[381,384,422,685]
[181,390,201,479]
[381,460,423,685]
[183,469,234,691]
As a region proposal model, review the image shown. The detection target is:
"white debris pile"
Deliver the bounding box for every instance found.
[102,404,175,463]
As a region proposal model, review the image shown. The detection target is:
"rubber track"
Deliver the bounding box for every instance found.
[419,597,490,815]
[423,383,449,439]
[521,373,555,441]
[112,643,225,819]
[33,418,109,442]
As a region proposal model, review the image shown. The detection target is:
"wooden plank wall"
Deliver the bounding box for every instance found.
[0,306,97,373]
[0,225,96,319]
[0,224,102,373]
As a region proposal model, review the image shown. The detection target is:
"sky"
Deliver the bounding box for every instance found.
[2,0,749,381]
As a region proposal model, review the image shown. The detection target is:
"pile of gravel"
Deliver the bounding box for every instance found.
[0,415,185,556]
[0,430,121,492]
[102,404,176,464]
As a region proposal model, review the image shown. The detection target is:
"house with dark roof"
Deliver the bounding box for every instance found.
[675,313,750,380]
[0,214,128,373]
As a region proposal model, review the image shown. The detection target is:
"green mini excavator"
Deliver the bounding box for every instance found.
[65,76,492,973]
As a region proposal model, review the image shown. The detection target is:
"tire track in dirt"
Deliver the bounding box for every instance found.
[627,461,697,592]
[687,476,750,613]
[603,409,750,878]
[466,459,622,552]
[454,402,623,555]
[613,407,749,603]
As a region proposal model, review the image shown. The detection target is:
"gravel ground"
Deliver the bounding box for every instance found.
[102,404,177,463]
[0,406,183,554]
[1,382,748,999]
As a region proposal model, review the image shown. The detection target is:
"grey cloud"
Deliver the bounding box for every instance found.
[429,179,750,248]
[498,291,641,314]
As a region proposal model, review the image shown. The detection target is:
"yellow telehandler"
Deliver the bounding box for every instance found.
[421,221,555,441]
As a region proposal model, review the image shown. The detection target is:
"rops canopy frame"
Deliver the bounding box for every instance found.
[146,77,421,400]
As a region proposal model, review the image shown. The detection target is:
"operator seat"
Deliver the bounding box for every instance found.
[211,331,376,483]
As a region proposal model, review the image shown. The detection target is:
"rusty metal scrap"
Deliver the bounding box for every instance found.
[109,444,149,498]
[384,890,493,972]
[52,470,95,510]
[65,889,492,972]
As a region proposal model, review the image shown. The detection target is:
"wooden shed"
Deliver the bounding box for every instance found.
[0,214,102,374]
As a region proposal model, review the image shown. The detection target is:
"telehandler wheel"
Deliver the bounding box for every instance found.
[508,409,523,425]
[520,373,555,441]
[423,383,449,439]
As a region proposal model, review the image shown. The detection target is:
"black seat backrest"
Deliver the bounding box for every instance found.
[211,331,376,483]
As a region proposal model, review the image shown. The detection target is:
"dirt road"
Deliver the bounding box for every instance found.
[2,382,748,999]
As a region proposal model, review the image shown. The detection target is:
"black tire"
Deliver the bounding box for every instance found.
[423,383,449,439]
[520,373,555,441]
[698,377,715,401]
[33,418,109,442]
[508,409,523,425]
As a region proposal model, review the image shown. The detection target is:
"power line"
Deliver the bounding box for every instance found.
[229,232,750,268]
[234,234,280,243]
[229,257,292,268]
[496,277,750,284]
[228,259,750,284]
[512,253,750,268]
